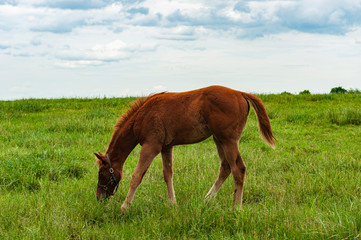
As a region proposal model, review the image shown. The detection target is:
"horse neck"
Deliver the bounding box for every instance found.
[106,125,138,172]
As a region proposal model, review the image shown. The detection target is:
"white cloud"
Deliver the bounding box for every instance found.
[144,0,206,17]
[55,60,104,68]
[54,39,157,68]
[2,0,361,39]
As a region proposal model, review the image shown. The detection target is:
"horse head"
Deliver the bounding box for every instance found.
[94,152,121,200]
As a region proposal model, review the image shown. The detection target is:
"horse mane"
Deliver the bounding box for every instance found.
[114,92,166,131]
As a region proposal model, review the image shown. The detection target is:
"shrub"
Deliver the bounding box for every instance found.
[330,87,347,94]
[299,90,311,95]
[348,88,361,94]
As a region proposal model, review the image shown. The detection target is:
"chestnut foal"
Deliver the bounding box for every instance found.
[94,86,275,212]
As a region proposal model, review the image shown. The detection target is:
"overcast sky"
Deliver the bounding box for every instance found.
[1,0,361,100]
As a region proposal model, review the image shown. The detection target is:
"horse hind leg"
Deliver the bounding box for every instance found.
[220,141,246,210]
[161,146,176,204]
[205,137,231,200]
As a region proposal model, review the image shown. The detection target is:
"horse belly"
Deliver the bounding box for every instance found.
[166,121,212,146]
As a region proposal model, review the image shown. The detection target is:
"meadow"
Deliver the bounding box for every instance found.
[0,92,360,239]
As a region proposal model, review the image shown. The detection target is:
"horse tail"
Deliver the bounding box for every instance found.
[241,92,276,148]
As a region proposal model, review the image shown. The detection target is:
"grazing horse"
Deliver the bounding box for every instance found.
[94,85,275,212]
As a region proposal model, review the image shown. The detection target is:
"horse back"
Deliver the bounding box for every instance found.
[133,86,249,146]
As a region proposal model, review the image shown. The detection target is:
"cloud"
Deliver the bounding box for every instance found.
[0,0,18,5]
[1,0,361,70]
[275,0,361,35]
[233,1,251,13]
[55,60,104,68]
[34,0,109,10]
[0,43,11,49]
[2,0,361,37]
[55,39,157,68]
[154,0,361,37]
[156,26,203,41]
[127,7,149,15]
[2,0,118,9]
[0,2,124,33]
[31,19,86,34]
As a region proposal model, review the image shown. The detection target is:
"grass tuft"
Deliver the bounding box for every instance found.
[328,109,361,125]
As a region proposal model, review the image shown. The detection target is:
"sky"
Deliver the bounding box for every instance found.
[1,0,361,100]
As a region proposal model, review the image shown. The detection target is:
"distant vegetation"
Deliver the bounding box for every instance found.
[330,86,348,94]
[297,87,361,95]
[0,92,360,239]
[299,90,311,95]
[348,88,361,94]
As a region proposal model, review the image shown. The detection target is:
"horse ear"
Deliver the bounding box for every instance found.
[94,152,105,164]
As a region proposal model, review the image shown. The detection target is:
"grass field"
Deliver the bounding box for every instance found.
[1,93,360,239]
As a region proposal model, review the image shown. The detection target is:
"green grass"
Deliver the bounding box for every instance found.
[1,94,360,239]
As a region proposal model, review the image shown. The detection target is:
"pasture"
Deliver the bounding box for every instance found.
[0,93,360,239]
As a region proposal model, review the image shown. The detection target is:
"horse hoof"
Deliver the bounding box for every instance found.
[121,205,127,213]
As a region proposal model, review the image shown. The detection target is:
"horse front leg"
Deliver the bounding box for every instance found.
[121,143,161,213]
[161,146,176,204]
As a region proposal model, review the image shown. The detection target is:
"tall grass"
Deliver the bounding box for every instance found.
[328,109,361,125]
[0,94,360,239]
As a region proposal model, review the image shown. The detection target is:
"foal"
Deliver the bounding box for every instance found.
[94,85,275,212]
